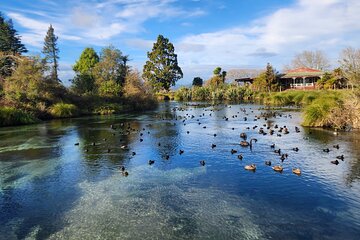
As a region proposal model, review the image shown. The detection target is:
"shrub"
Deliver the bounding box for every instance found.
[49,103,80,118]
[0,107,39,126]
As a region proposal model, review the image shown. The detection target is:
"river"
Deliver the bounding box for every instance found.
[1,102,360,239]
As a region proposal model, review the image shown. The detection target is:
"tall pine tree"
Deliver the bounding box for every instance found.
[42,24,59,82]
[0,12,27,54]
[0,12,27,77]
[142,35,183,92]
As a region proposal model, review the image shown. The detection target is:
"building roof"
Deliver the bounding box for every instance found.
[234,77,254,83]
[281,67,324,78]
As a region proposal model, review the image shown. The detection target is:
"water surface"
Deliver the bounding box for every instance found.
[1,102,360,239]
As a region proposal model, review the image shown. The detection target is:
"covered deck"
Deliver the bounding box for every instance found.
[281,67,324,90]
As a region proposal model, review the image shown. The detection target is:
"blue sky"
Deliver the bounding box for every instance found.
[2,0,360,85]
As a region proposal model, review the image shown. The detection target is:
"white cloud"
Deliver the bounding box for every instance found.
[176,0,360,76]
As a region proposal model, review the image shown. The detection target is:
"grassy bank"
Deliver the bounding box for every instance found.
[0,107,39,126]
[263,90,359,129]
[175,85,254,102]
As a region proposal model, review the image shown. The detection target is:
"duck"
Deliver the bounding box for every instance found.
[237,154,243,160]
[274,149,281,154]
[211,144,217,149]
[336,155,344,161]
[132,151,136,156]
[148,160,155,165]
[292,168,301,175]
[74,142,79,146]
[231,149,238,154]
[179,150,184,155]
[213,134,217,137]
[323,148,330,153]
[292,147,299,152]
[200,160,206,166]
[265,161,272,166]
[331,160,339,165]
[164,155,170,160]
[244,164,256,171]
[272,165,283,172]
[270,144,275,148]
[333,144,340,149]
[240,133,247,139]
[120,166,125,172]
[240,138,258,147]
[122,171,129,177]
[187,131,190,134]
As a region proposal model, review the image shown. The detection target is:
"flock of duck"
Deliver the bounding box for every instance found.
[74,103,345,177]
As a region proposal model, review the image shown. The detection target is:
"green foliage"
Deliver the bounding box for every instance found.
[49,103,79,118]
[0,13,27,54]
[98,80,122,97]
[213,67,221,75]
[206,75,224,88]
[175,87,191,101]
[73,48,99,74]
[143,35,183,92]
[3,56,44,105]
[303,97,339,127]
[93,45,128,96]
[70,73,96,95]
[192,86,210,101]
[175,85,253,102]
[0,107,38,126]
[253,72,267,92]
[42,24,59,82]
[0,13,27,78]
[192,77,203,87]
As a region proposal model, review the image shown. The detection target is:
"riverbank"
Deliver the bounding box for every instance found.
[174,86,360,130]
[0,96,158,127]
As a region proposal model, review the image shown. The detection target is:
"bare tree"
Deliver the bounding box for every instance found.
[339,47,360,88]
[290,50,330,70]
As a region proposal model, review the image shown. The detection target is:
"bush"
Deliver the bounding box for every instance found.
[49,103,80,118]
[0,107,39,126]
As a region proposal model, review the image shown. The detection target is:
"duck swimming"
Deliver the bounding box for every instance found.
[331,160,339,165]
[237,154,243,160]
[231,149,238,154]
[200,160,206,166]
[244,164,256,171]
[292,168,301,175]
[240,138,257,147]
[265,161,272,166]
[336,155,344,160]
[272,165,283,172]
[148,160,155,165]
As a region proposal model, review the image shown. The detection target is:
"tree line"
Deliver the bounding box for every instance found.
[1,12,183,124]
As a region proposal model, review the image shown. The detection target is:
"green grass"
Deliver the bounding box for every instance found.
[49,103,80,118]
[0,107,39,126]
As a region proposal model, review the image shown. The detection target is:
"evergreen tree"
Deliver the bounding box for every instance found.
[73,47,99,75]
[71,47,99,95]
[143,35,183,92]
[192,77,203,87]
[0,13,27,54]
[0,13,27,77]
[264,63,278,92]
[42,24,59,82]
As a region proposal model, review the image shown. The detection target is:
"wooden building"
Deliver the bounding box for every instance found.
[280,67,324,90]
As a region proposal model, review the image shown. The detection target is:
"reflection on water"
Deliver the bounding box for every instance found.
[1,102,360,239]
